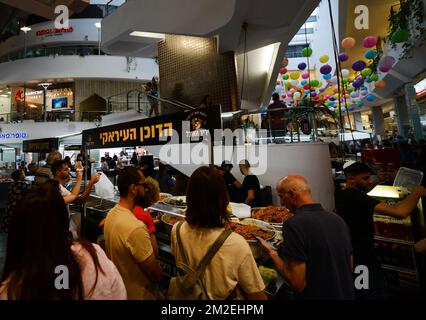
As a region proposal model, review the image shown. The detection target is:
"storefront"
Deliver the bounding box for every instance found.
[10,82,74,122]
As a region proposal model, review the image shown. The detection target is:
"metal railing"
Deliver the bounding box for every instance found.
[0,45,106,63]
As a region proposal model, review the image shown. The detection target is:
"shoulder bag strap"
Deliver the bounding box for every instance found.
[195,228,233,277]
[175,220,190,266]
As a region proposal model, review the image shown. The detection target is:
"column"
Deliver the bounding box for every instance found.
[404,83,423,141]
[372,106,385,138]
[352,112,364,131]
[394,95,411,138]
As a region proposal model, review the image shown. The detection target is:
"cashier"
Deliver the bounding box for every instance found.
[335,161,426,300]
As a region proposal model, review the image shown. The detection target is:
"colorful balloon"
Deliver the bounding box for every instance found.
[293,92,301,99]
[282,74,289,80]
[320,64,332,75]
[361,68,373,77]
[379,66,391,73]
[339,52,349,62]
[302,72,309,79]
[366,94,376,102]
[365,50,377,60]
[310,80,319,87]
[379,55,396,69]
[370,73,379,81]
[323,73,332,80]
[298,62,307,70]
[375,80,386,88]
[319,55,329,63]
[290,72,300,80]
[281,57,289,68]
[363,36,378,48]
[391,28,409,43]
[342,37,356,49]
[279,68,287,74]
[341,69,350,78]
[291,80,299,86]
[302,47,313,57]
[352,60,366,71]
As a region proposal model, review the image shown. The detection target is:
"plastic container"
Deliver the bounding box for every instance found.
[393,167,423,191]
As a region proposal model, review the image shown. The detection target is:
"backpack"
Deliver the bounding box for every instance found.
[167,221,232,300]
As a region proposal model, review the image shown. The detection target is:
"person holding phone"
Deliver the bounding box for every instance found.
[258,175,354,300]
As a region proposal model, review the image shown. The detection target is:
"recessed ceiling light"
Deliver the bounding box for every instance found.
[130,31,165,39]
[20,26,31,33]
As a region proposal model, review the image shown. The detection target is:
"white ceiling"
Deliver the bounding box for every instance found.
[100,0,319,57]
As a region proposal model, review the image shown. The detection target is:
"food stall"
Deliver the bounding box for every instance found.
[80,105,222,245]
[367,168,426,297]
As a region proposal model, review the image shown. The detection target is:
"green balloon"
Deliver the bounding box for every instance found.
[302,47,313,57]
[348,87,354,93]
[391,28,409,43]
[342,79,348,85]
[282,74,289,80]
[310,80,319,87]
[370,73,379,81]
[361,68,372,77]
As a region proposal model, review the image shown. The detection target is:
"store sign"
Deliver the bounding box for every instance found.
[64,145,81,151]
[35,27,74,37]
[0,132,28,139]
[23,138,59,153]
[83,106,222,149]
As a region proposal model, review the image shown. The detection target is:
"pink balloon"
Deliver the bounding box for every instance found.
[380,55,396,68]
[302,72,309,79]
[363,36,378,48]
[379,65,391,73]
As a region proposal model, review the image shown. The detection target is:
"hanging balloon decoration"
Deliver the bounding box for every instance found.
[298,62,307,70]
[301,47,313,57]
[362,36,378,48]
[341,37,356,49]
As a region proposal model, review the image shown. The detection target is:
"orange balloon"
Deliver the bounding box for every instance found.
[375,80,386,88]
[342,37,356,49]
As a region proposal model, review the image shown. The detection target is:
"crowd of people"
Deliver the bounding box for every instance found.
[1,145,426,300]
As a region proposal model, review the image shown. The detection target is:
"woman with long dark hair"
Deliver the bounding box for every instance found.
[169,166,267,300]
[0,180,126,300]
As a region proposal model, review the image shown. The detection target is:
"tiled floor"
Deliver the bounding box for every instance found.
[0,232,6,280]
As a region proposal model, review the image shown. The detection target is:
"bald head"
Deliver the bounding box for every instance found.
[276,175,314,211]
[277,175,311,194]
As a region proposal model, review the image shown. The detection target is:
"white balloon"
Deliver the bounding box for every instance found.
[291,80,299,87]
[293,92,301,99]
[341,69,350,78]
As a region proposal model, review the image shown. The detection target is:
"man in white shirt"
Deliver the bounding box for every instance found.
[52,159,100,238]
[52,159,99,205]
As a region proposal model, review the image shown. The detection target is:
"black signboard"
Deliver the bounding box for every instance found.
[22,137,59,153]
[82,105,222,149]
[64,145,82,151]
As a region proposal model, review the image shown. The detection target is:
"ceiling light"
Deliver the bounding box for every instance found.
[129,31,165,39]
[94,22,101,29]
[20,26,31,33]
[0,94,8,97]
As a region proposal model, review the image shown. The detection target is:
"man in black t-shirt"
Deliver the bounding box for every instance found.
[221,161,242,202]
[258,175,354,299]
[239,160,261,207]
[336,162,426,300]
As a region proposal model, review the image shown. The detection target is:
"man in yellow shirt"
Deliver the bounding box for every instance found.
[104,167,163,299]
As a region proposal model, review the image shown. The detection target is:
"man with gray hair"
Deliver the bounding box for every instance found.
[258,174,354,300]
[33,151,62,185]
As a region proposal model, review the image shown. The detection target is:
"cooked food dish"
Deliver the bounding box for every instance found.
[158,194,171,202]
[251,206,293,223]
[229,222,274,241]
[163,196,187,208]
